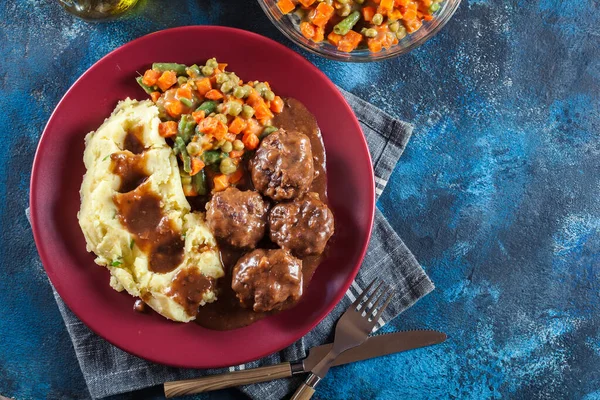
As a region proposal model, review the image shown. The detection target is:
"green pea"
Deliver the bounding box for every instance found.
[187,64,200,78]
[389,21,400,33]
[214,114,228,124]
[241,105,255,119]
[221,141,233,153]
[260,126,278,138]
[233,86,246,99]
[364,28,378,38]
[201,66,214,76]
[263,90,275,101]
[372,13,383,26]
[254,83,267,95]
[228,102,243,116]
[233,139,244,151]
[206,58,218,69]
[219,158,237,175]
[396,26,407,40]
[216,73,229,84]
[186,142,201,156]
[177,76,188,86]
[430,2,441,12]
[221,81,235,93]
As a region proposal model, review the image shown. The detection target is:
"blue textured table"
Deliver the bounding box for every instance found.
[1,0,599,399]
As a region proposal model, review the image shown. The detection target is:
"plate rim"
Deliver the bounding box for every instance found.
[29,25,375,368]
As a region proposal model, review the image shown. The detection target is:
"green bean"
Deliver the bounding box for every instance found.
[333,11,360,35]
[202,150,223,165]
[196,101,218,115]
[135,76,154,95]
[178,114,196,143]
[152,63,187,76]
[177,76,188,86]
[174,137,192,173]
[179,97,193,108]
[260,126,278,139]
[193,169,207,196]
[187,64,201,78]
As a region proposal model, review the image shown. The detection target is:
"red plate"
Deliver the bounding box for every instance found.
[30,26,374,368]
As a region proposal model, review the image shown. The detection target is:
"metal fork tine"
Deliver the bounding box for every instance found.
[366,286,390,319]
[371,291,394,320]
[360,281,385,311]
[352,278,378,309]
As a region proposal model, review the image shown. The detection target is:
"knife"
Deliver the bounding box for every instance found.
[163,330,446,398]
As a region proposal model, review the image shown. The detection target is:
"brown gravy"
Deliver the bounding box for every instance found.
[195,98,328,330]
[112,127,184,274]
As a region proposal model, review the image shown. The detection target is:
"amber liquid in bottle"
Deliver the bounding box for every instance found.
[58,0,139,20]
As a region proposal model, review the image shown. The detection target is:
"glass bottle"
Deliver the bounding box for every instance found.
[58,0,139,20]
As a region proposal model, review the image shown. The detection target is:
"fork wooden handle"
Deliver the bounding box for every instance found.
[163,362,292,398]
[290,382,316,400]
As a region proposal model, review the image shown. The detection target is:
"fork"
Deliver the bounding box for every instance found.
[290,279,394,400]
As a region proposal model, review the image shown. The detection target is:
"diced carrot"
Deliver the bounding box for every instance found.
[213,120,228,140]
[195,78,212,97]
[205,89,224,100]
[142,69,161,86]
[403,18,422,33]
[228,168,244,184]
[243,118,262,136]
[198,117,219,135]
[337,30,363,53]
[242,133,260,151]
[423,14,433,21]
[165,100,183,118]
[158,121,178,138]
[276,0,295,14]
[310,2,334,27]
[156,71,177,92]
[191,110,206,124]
[313,26,325,42]
[403,8,418,20]
[327,32,342,46]
[270,96,284,113]
[246,90,263,107]
[183,185,198,197]
[190,158,205,176]
[229,150,245,159]
[150,91,161,103]
[300,21,316,39]
[218,63,228,71]
[380,0,394,10]
[362,6,376,21]
[228,117,247,134]
[395,0,409,5]
[298,0,316,6]
[367,38,383,53]
[388,9,403,20]
[213,174,230,192]
[176,84,193,99]
[254,102,274,121]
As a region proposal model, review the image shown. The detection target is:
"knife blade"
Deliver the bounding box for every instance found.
[299,329,447,372]
[163,330,446,398]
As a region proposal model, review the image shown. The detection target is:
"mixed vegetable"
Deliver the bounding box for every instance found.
[137,59,284,196]
[276,0,444,53]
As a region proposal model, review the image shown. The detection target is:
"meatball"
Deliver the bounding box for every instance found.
[232,249,303,312]
[205,188,268,248]
[269,193,334,257]
[250,129,314,201]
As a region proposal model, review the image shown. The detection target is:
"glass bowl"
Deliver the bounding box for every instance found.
[257,0,462,62]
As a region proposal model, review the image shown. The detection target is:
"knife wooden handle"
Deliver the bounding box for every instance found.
[290,382,315,400]
[163,362,292,398]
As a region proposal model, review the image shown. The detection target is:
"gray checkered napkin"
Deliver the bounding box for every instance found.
[46,88,435,399]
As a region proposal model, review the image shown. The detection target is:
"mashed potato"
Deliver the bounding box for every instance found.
[78,99,224,322]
